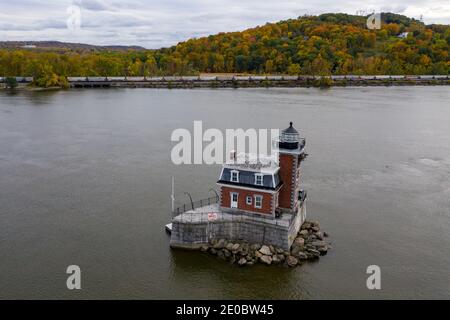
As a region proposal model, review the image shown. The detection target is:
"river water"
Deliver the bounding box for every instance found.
[0,87,449,299]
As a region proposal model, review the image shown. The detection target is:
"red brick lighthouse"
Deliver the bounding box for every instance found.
[216,122,306,220]
[276,122,307,215]
[170,122,308,250]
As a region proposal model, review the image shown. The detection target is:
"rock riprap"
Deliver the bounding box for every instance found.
[193,220,331,267]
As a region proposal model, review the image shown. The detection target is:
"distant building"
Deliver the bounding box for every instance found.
[20,45,37,49]
[397,32,409,39]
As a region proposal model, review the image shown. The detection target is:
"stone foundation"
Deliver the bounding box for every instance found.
[170,202,306,251]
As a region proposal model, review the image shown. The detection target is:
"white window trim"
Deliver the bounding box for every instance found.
[254,173,264,186]
[254,195,263,209]
[246,196,252,205]
[230,170,239,183]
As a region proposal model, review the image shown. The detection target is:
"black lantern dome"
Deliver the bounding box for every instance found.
[279,122,300,150]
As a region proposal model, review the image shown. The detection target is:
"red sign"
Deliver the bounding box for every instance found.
[207,213,218,221]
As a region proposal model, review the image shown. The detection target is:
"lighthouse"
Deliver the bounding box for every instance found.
[215,121,306,221]
[275,122,307,216]
[171,121,308,250]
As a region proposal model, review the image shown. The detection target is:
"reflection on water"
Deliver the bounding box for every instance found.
[0,87,449,299]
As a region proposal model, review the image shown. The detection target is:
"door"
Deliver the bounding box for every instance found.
[230,192,238,208]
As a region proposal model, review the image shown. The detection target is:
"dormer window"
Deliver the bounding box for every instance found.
[255,174,263,186]
[230,170,239,183]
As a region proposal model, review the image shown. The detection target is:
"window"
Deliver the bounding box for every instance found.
[246,196,252,205]
[254,195,263,209]
[230,170,239,182]
[230,192,238,208]
[255,174,263,186]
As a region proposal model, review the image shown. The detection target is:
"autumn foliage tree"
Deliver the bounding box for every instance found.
[0,12,448,85]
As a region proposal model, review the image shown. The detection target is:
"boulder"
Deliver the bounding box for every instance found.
[223,249,231,258]
[301,222,311,230]
[299,230,309,238]
[259,245,272,256]
[311,226,320,232]
[286,255,298,267]
[210,248,217,255]
[307,248,321,257]
[277,254,285,262]
[260,255,272,265]
[323,232,329,238]
[311,221,320,228]
[306,252,319,259]
[305,240,316,245]
[225,243,234,251]
[310,240,328,248]
[255,251,263,259]
[200,245,209,252]
[231,243,240,252]
[239,248,248,257]
[314,232,323,240]
[238,258,247,266]
[213,239,226,249]
[250,244,261,251]
[291,245,304,256]
[276,247,284,254]
[272,255,281,264]
[295,251,308,260]
[269,245,276,254]
[293,237,305,247]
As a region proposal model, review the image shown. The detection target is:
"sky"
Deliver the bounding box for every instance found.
[0,0,449,49]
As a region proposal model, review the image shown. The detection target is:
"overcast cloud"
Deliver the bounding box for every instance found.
[0,0,449,48]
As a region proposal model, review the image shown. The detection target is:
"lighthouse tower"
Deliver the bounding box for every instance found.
[274,122,307,215]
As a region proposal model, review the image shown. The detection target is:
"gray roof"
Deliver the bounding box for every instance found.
[282,122,298,134]
[218,168,281,190]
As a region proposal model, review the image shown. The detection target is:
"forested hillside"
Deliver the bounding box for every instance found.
[0,13,448,87]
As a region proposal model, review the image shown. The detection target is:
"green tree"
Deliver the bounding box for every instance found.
[287,63,301,75]
[5,77,18,89]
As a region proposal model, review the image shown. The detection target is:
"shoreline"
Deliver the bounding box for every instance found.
[1,75,448,90]
[69,77,449,89]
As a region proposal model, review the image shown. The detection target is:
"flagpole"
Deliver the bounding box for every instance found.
[171,176,175,213]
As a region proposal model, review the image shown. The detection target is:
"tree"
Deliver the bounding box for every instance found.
[287,63,301,75]
[311,54,331,75]
[5,77,18,89]
[0,13,447,79]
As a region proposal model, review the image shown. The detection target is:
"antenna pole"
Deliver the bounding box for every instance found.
[171,176,175,212]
